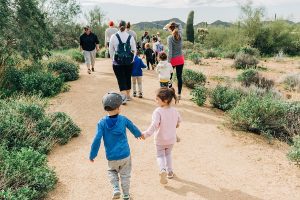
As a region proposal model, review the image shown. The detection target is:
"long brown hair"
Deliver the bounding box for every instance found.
[169,22,181,41]
[156,87,177,104]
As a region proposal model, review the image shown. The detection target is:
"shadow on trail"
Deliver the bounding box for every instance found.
[165,177,263,200]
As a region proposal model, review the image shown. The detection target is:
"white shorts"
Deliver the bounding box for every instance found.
[83,49,96,65]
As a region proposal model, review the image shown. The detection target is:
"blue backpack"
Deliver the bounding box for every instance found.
[114,34,134,65]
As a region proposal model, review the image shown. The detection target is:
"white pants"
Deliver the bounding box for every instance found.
[132,76,143,93]
[156,144,174,172]
[83,49,96,67]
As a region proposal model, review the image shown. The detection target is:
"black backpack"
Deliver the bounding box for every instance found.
[114,34,134,65]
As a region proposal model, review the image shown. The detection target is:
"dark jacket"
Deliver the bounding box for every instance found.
[80,32,99,51]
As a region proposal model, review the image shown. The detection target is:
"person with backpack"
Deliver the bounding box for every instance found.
[109,20,136,104]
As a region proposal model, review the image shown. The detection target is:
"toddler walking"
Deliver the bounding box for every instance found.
[156,52,173,88]
[132,51,147,98]
[90,92,142,200]
[142,88,181,184]
[144,43,155,70]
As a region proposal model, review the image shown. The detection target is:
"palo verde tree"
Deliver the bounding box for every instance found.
[186,10,195,43]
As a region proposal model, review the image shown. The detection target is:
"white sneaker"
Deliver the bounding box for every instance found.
[112,188,121,199]
[159,169,168,184]
[121,94,127,105]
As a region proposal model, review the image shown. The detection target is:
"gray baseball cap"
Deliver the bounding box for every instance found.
[102,92,123,111]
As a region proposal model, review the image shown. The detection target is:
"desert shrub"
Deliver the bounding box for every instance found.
[188,52,201,64]
[191,86,207,106]
[182,69,206,89]
[205,49,219,58]
[229,92,288,139]
[283,74,300,92]
[47,56,80,81]
[239,46,260,57]
[223,51,236,59]
[237,69,274,90]
[183,41,194,50]
[234,52,259,69]
[99,48,106,58]
[283,102,300,139]
[288,136,300,165]
[0,147,57,199]
[184,49,193,58]
[1,66,65,97]
[0,96,81,154]
[237,69,259,86]
[70,49,84,63]
[210,85,245,111]
[20,71,64,97]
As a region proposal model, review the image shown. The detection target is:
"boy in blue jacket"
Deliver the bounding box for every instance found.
[132,51,147,98]
[90,92,142,200]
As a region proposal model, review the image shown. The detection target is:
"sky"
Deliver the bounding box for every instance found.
[78,0,300,24]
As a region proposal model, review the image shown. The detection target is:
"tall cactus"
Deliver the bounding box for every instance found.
[186,10,195,43]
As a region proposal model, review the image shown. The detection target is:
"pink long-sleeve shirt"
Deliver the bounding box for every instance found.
[143,107,181,145]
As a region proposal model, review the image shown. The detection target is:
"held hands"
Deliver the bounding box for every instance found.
[137,134,146,140]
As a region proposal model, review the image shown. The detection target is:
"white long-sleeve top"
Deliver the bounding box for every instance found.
[156,60,173,82]
[105,27,118,44]
[109,31,136,63]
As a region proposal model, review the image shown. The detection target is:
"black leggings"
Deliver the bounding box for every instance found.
[113,64,133,91]
[170,64,183,95]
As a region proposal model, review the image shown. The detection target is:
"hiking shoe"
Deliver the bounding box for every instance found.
[91,67,95,72]
[121,95,127,105]
[87,69,91,74]
[112,191,121,199]
[133,92,137,97]
[122,194,131,200]
[167,171,174,179]
[138,92,143,98]
[159,169,168,184]
[127,96,132,101]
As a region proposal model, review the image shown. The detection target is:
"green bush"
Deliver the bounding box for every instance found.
[288,136,300,165]
[21,71,64,97]
[182,69,206,89]
[2,66,65,97]
[99,48,106,58]
[283,74,300,92]
[223,51,236,59]
[47,56,80,81]
[70,49,84,63]
[229,93,287,139]
[0,96,81,154]
[237,69,259,87]
[183,41,194,50]
[205,49,219,58]
[188,52,201,64]
[240,46,260,57]
[237,69,274,90]
[0,147,57,200]
[210,85,244,111]
[234,52,259,69]
[191,86,207,106]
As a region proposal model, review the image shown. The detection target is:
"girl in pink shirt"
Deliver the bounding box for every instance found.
[142,87,181,184]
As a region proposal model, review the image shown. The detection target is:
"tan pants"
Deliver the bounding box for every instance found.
[132,76,143,93]
[83,49,96,69]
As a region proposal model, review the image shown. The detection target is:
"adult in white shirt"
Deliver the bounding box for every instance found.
[105,21,118,58]
[109,20,136,103]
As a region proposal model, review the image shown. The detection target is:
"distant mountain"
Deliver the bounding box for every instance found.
[195,20,233,28]
[132,18,186,30]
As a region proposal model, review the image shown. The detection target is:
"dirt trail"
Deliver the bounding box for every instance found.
[47,59,300,200]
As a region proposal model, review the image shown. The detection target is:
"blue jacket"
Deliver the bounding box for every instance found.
[89,115,141,161]
[132,56,147,76]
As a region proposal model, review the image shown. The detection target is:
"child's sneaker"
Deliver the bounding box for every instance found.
[167,171,174,179]
[138,92,143,98]
[133,92,137,97]
[159,169,168,184]
[122,194,131,200]
[112,187,121,199]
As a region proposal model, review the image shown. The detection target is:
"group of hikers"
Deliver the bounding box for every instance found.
[80,19,184,200]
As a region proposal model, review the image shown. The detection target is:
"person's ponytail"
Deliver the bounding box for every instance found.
[172,28,181,41]
[169,87,178,104]
[120,26,126,32]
